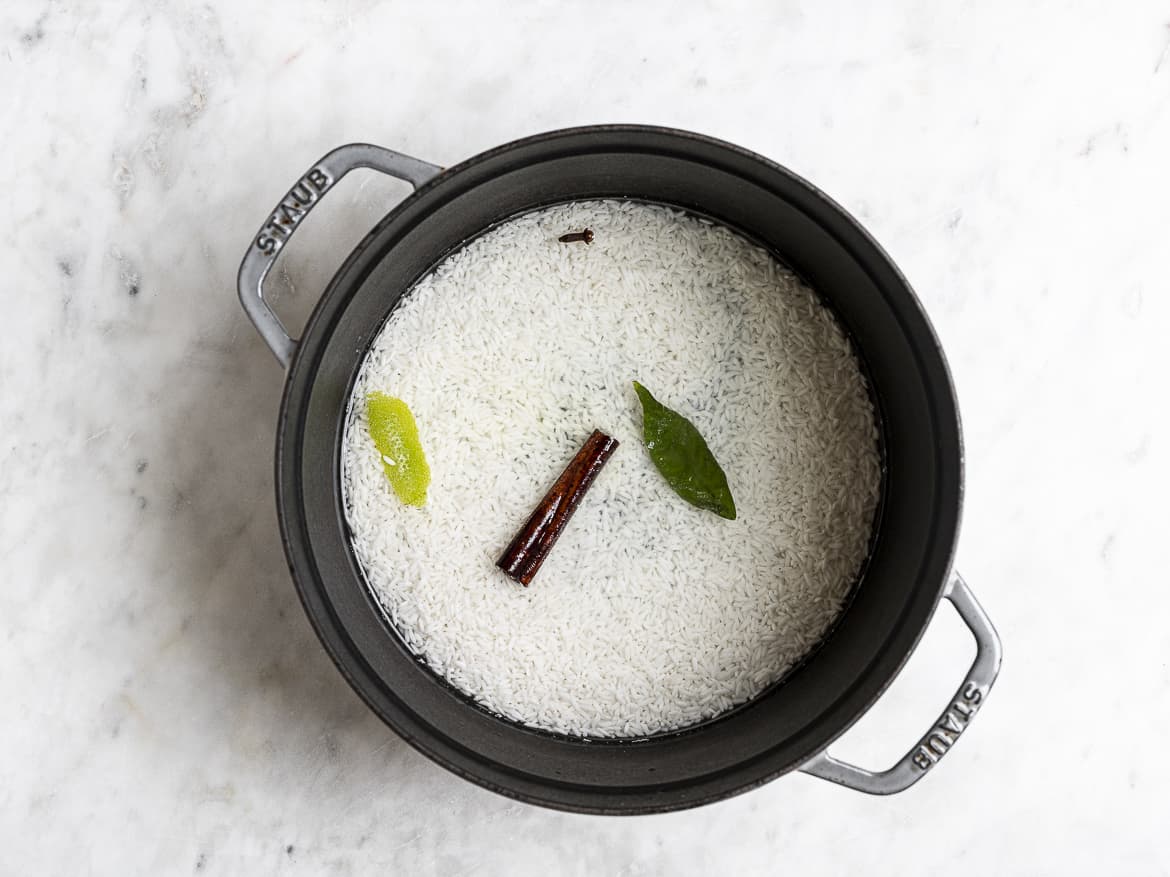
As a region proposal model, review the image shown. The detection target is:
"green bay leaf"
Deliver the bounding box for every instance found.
[633,381,736,520]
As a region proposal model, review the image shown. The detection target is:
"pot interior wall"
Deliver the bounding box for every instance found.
[278,128,962,813]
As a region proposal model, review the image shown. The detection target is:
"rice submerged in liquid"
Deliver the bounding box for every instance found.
[341,201,880,737]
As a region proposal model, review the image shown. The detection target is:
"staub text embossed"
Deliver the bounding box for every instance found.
[254,167,332,255]
[910,681,984,771]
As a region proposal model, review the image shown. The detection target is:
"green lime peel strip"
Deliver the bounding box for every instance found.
[366,392,430,507]
[633,381,736,520]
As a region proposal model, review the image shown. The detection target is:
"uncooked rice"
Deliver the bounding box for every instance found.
[342,200,881,738]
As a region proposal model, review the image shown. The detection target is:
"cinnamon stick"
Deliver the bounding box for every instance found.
[497,430,619,585]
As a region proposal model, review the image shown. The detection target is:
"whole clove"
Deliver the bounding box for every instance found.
[496,430,618,585]
[558,229,594,244]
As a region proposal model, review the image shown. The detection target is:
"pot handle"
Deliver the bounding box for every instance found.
[799,571,1002,794]
[236,143,443,368]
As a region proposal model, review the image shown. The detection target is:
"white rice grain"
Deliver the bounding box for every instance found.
[341,201,880,738]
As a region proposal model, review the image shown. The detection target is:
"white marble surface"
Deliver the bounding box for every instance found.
[3,1,1168,872]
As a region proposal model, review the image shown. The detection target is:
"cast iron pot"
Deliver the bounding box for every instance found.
[237,126,1002,814]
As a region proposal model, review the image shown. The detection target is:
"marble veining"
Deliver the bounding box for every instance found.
[2,1,1169,873]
